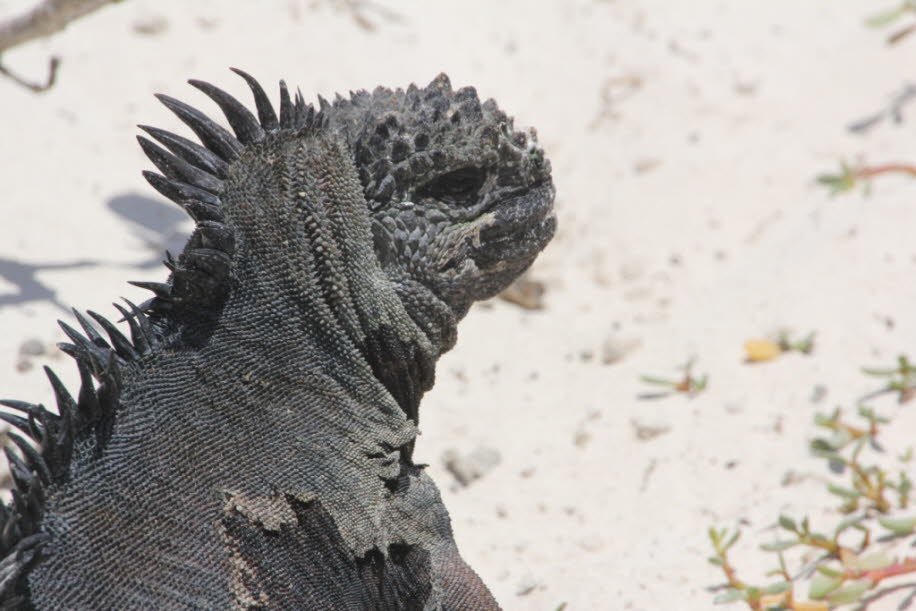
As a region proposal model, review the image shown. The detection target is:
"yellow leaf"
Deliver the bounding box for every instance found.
[760,591,789,606]
[794,601,829,611]
[744,339,782,362]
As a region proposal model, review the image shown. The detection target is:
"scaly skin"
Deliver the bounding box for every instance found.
[0,70,555,609]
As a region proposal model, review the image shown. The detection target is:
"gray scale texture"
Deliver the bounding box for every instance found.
[0,70,555,610]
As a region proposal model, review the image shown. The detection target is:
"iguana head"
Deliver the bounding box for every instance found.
[139,71,554,330]
[324,74,556,315]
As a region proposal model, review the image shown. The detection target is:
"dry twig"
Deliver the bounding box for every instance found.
[0,0,121,92]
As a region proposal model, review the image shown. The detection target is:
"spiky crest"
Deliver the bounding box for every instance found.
[0,302,162,601]
[0,71,321,598]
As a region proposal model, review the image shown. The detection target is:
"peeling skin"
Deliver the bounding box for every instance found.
[432,211,497,271]
[222,490,310,531]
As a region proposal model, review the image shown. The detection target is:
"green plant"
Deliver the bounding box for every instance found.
[817,161,916,196]
[778,331,817,355]
[639,357,708,398]
[867,1,916,45]
[709,406,916,609]
[860,354,916,404]
[745,331,816,363]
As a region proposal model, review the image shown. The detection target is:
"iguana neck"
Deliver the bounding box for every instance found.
[204,129,452,423]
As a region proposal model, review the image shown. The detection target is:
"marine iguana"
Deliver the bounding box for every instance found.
[0,70,555,609]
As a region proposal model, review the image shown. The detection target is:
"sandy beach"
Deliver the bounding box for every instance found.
[2,1,916,608]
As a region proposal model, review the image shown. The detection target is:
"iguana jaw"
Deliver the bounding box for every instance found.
[473,180,556,268]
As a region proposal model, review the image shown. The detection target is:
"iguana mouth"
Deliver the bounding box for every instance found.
[473,180,556,269]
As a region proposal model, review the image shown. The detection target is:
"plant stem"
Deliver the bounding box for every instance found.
[857,557,916,585]
[856,164,916,179]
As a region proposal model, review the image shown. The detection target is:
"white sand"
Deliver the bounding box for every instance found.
[2,1,916,608]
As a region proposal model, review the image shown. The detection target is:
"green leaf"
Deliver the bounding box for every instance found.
[900,474,913,501]
[862,368,896,378]
[815,565,843,578]
[778,515,797,533]
[816,173,853,195]
[826,580,870,605]
[708,527,721,545]
[828,429,853,449]
[760,540,796,552]
[809,440,842,461]
[814,413,833,427]
[713,588,746,604]
[809,532,831,544]
[809,572,842,599]
[763,581,791,595]
[856,552,893,571]
[640,375,673,387]
[725,529,740,549]
[827,483,861,499]
[809,438,833,452]
[834,515,863,535]
[858,405,890,424]
[857,405,875,420]
[866,7,906,28]
[708,556,724,566]
[878,515,916,534]
[811,450,843,464]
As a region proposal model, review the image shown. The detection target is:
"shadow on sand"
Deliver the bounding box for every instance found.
[0,192,188,312]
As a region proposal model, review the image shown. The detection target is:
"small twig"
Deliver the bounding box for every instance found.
[0,55,59,92]
[888,22,916,44]
[322,0,403,32]
[0,0,120,92]
[0,0,120,54]
[849,83,916,133]
[865,0,916,44]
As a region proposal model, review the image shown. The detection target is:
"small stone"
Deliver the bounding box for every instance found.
[442,446,501,487]
[573,430,591,447]
[515,574,539,596]
[498,274,546,310]
[578,536,605,552]
[631,420,670,441]
[601,335,641,365]
[619,258,646,282]
[195,16,219,30]
[19,338,45,356]
[132,15,170,36]
[632,158,661,174]
[810,384,827,403]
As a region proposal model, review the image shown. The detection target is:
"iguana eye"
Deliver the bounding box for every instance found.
[419,167,486,203]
